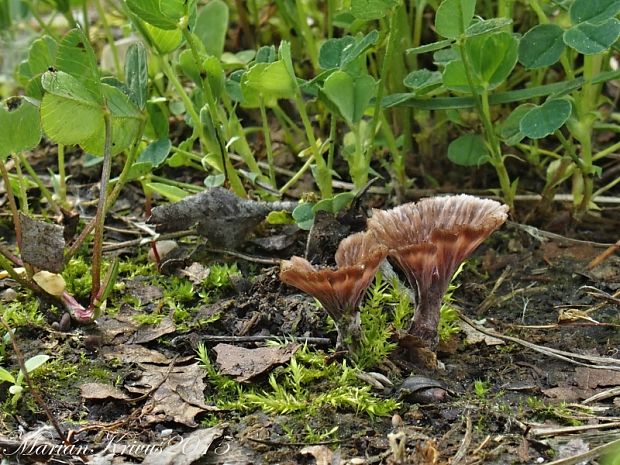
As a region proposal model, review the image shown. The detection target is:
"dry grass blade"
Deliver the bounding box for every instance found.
[458,313,620,370]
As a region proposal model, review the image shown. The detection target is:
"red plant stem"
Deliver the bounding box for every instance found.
[89,110,113,306]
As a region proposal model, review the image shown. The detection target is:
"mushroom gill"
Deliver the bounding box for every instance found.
[279,231,387,351]
[368,194,509,348]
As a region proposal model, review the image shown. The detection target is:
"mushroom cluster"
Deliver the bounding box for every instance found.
[280,194,508,354]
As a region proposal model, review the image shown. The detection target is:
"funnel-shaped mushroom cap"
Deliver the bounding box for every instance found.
[280,232,387,349]
[368,195,508,347]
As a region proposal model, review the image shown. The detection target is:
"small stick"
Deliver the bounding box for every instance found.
[193,335,331,345]
[451,413,473,465]
[587,239,620,269]
[0,318,67,444]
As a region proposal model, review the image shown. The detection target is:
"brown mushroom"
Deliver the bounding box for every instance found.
[279,232,387,351]
[368,194,508,349]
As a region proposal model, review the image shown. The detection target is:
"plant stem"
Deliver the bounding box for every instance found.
[459,40,514,210]
[0,253,36,292]
[13,156,28,214]
[16,152,61,215]
[259,98,277,187]
[0,159,22,249]
[368,9,398,172]
[93,0,122,79]
[295,0,319,70]
[150,175,204,192]
[65,120,146,262]
[57,144,67,205]
[327,113,337,174]
[294,92,332,197]
[181,26,246,196]
[279,154,315,195]
[90,109,113,305]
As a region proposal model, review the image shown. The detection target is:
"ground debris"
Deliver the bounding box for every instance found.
[125,362,218,426]
[80,382,130,401]
[213,343,300,382]
[148,187,297,248]
[20,213,65,272]
[141,425,225,465]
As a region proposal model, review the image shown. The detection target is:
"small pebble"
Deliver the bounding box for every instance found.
[148,240,178,262]
[84,335,104,351]
[160,429,174,437]
[1,288,18,302]
[391,413,403,429]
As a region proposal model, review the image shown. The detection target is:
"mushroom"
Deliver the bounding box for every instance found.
[279,231,387,351]
[368,194,508,349]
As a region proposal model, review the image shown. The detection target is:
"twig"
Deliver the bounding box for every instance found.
[530,422,620,438]
[509,221,615,247]
[190,335,331,345]
[587,239,620,269]
[205,248,281,265]
[543,435,620,465]
[0,318,67,444]
[101,229,197,252]
[451,413,472,465]
[458,313,620,370]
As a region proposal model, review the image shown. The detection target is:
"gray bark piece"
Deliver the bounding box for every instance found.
[20,213,65,273]
[148,187,297,248]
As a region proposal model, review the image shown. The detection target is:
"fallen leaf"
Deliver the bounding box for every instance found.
[101,344,171,365]
[141,426,225,465]
[127,363,218,426]
[181,262,211,285]
[80,382,130,401]
[574,367,620,390]
[300,445,334,465]
[213,343,300,382]
[130,317,176,344]
[459,320,504,346]
[125,280,164,304]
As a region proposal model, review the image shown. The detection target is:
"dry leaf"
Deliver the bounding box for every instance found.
[213,343,300,382]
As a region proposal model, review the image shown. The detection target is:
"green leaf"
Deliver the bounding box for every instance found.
[41,71,103,146]
[321,70,376,125]
[0,97,42,161]
[403,69,442,94]
[350,0,399,20]
[241,60,296,107]
[292,202,315,230]
[24,354,50,374]
[195,0,228,57]
[465,17,513,37]
[137,138,171,167]
[313,192,356,214]
[126,0,182,29]
[19,35,57,98]
[444,32,518,93]
[519,98,572,139]
[447,134,489,166]
[518,24,565,69]
[56,29,102,102]
[563,18,620,55]
[319,36,356,69]
[125,42,148,110]
[266,210,295,225]
[499,103,536,145]
[203,56,225,99]
[124,161,153,181]
[27,36,57,76]
[341,30,380,67]
[435,0,476,39]
[0,366,15,384]
[144,22,183,54]
[466,31,518,90]
[570,0,620,25]
[145,182,190,202]
[407,39,453,55]
[81,84,143,156]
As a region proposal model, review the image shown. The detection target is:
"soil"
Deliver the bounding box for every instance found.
[2,137,620,465]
